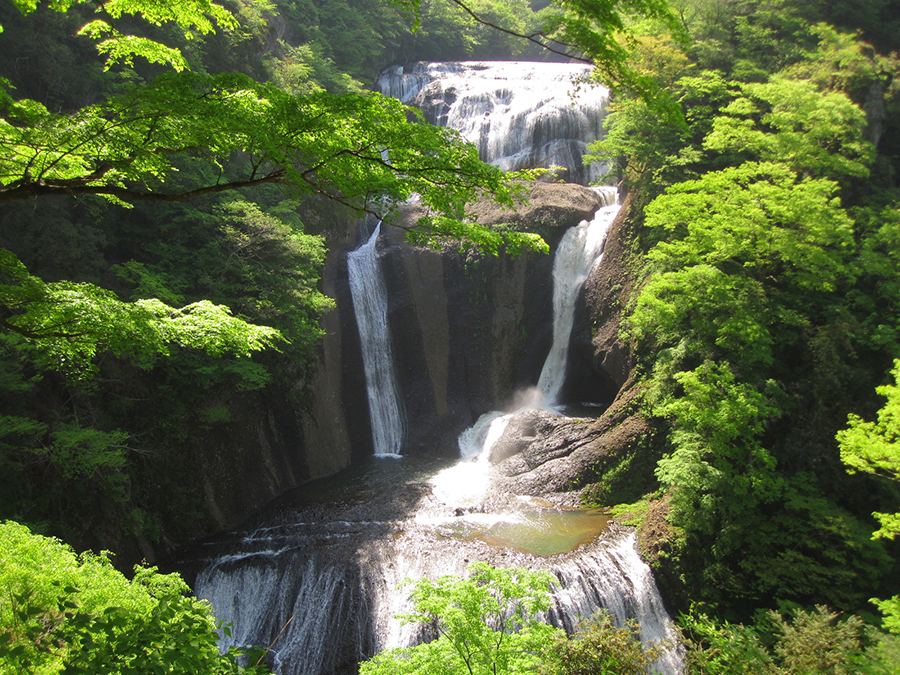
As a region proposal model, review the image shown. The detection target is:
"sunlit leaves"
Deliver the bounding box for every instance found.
[7,0,236,69]
[0,249,283,377]
[0,71,537,254]
[705,76,874,179]
[540,611,666,675]
[361,563,561,675]
[680,605,900,675]
[644,162,855,291]
[0,521,266,674]
[838,360,900,540]
[631,265,773,368]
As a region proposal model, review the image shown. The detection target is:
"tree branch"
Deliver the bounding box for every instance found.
[0,170,288,204]
[446,0,592,64]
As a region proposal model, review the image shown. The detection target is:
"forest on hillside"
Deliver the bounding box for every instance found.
[2,0,900,673]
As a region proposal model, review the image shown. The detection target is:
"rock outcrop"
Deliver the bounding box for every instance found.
[300,182,613,463]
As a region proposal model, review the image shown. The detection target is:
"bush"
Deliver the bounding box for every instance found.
[0,520,266,675]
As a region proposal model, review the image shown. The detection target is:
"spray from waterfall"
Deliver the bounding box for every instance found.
[347,223,404,457]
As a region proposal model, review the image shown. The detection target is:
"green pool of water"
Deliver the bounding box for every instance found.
[439,504,611,556]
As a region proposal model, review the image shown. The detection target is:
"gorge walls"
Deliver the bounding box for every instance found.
[179,62,636,552]
[302,182,616,466]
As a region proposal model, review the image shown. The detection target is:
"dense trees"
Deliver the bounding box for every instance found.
[0,0,549,550]
[3,0,900,670]
[583,0,900,625]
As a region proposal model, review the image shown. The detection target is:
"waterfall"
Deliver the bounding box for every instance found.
[191,496,681,675]
[537,187,620,407]
[347,223,404,457]
[180,63,684,675]
[378,62,610,185]
[185,185,684,675]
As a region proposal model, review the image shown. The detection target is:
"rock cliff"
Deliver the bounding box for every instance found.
[184,181,645,550]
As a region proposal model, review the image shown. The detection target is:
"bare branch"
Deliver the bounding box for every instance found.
[445,0,592,64]
[0,170,288,204]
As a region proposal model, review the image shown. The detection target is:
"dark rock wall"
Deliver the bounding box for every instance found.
[178,182,634,552]
[304,183,612,460]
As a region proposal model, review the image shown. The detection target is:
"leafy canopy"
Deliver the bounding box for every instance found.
[0,520,268,674]
[680,604,900,675]
[613,24,895,609]
[0,69,528,247]
[4,0,236,71]
[0,249,282,377]
[360,562,562,675]
[838,361,900,633]
[0,0,553,377]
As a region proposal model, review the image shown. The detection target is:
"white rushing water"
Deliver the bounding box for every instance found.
[347,223,405,457]
[537,187,620,407]
[378,61,610,185]
[193,513,680,675]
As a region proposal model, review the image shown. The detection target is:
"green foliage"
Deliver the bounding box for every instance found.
[404,0,538,61]
[607,17,900,613]
[680,605,900,675]
[360,563,562,675]
[0,67,537,253]
[538,0,687,107]
[839,360,900,515]
[675,0,822,77]
[0,248,283,378]
[838,360,900,632]
[539,610,666,675]
[587,69,730,190]
[704,76,874,180]
[7,0,236,70]
[0,520,268,675]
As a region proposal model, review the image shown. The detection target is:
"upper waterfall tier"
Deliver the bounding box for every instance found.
[377,62,610,185]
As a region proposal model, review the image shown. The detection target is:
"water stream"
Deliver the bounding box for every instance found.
[347,222,405,457]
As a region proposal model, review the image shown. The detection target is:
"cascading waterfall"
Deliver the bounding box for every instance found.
[188,196,684,675]
[347,223,404,457]
[378,62,610,185]
[182,62,683,675]
[537,187,620,407]
[190,491,680,675]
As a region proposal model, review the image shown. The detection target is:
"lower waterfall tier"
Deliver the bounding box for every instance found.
[182,457,681,675]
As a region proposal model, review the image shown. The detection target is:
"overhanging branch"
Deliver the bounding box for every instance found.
[446,0,592,64]
[0,170,288,204]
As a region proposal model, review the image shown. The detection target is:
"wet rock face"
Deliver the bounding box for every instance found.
[302,182,612,462]
[480,194,649,499]
[190,183,641,547]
